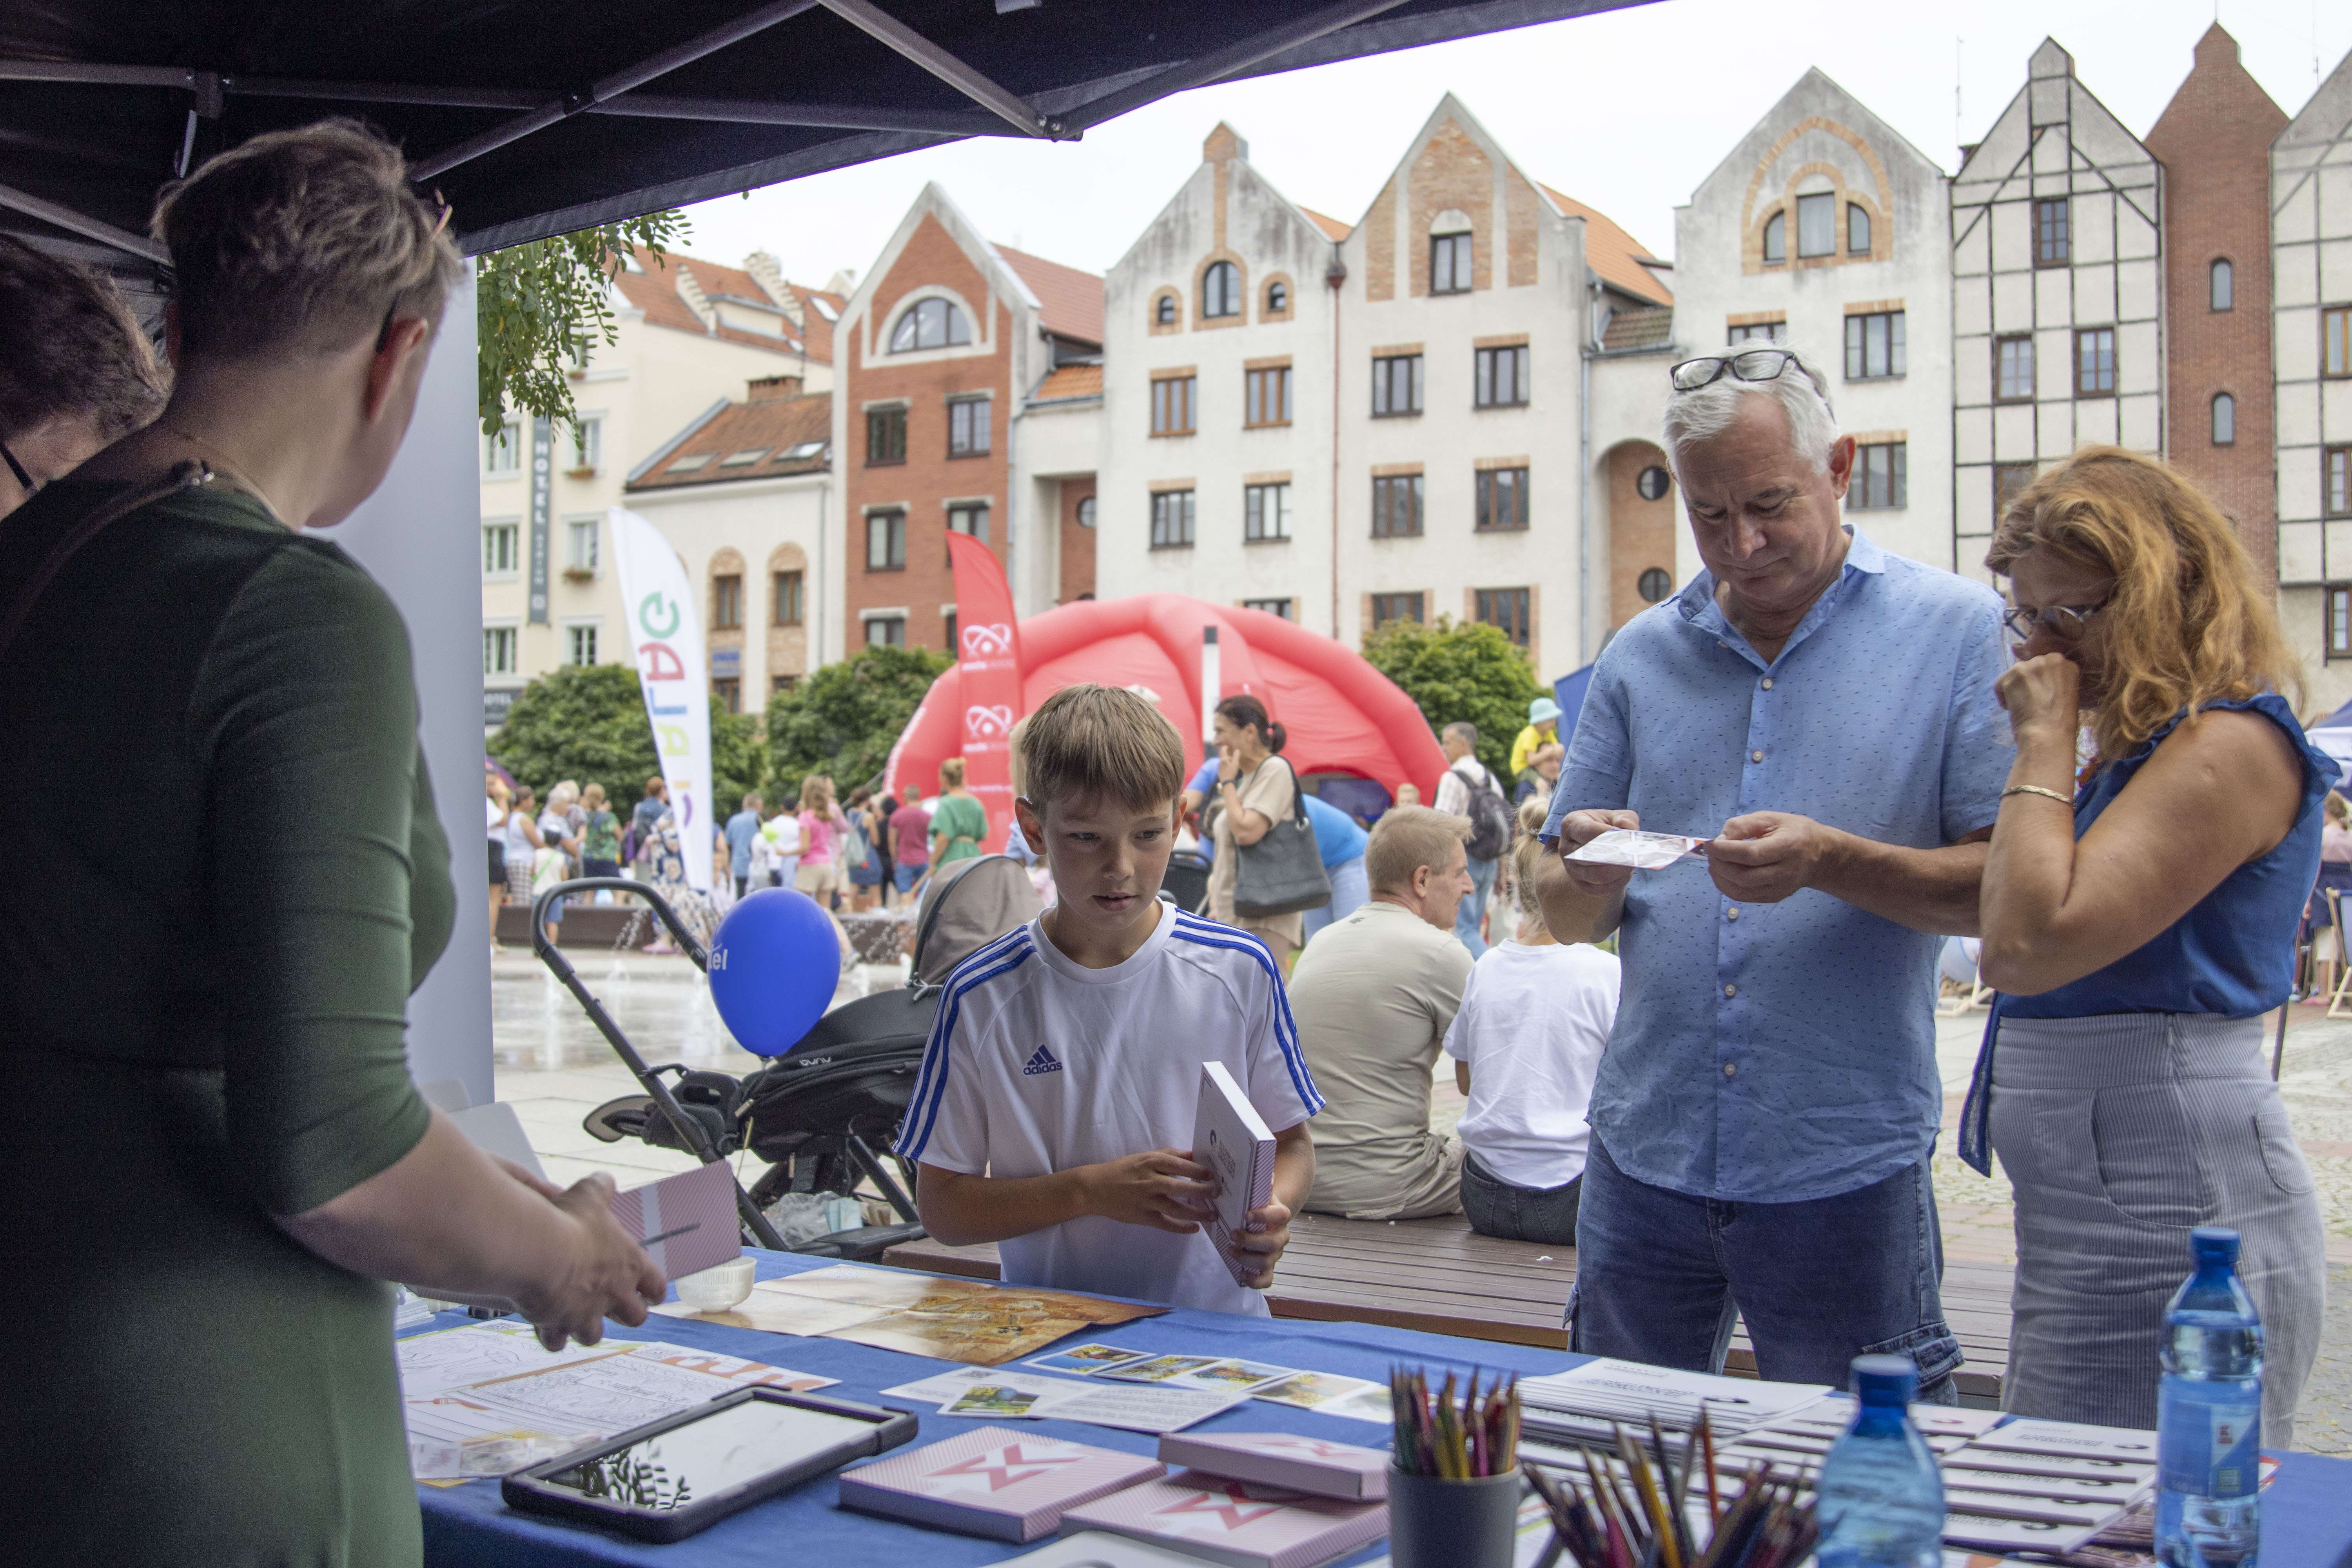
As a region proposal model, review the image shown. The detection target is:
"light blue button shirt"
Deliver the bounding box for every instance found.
[1542,529,2013,1203]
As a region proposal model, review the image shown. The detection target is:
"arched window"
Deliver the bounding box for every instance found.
[2210,258,2233,312]
[1638,567,1673,603]
[2212,392,2236,446]
[1201,261,1240,319]
[1265,279,1288,314]
[888,297,969,352]
[1762,210,1786,265]
[1847,203,1871,256]
[1154,294,1176,327]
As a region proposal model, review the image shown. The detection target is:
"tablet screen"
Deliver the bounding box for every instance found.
[541,1400,875,1511]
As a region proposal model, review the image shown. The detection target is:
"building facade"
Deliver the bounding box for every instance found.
[1669,67,1954,580]
[479,247,841,728]
[828,185,1102,659]
[2274,45,2352,708]
[1951,40,2165,587]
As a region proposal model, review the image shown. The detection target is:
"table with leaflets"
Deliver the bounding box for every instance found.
[409,1249,2352,1568]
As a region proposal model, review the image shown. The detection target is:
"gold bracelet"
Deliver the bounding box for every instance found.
[2001,784,2073,806]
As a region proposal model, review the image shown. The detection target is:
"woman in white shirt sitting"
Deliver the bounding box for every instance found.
[1442,798,1621,1245]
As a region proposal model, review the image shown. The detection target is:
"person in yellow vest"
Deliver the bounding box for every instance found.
[1509,696,1561,780]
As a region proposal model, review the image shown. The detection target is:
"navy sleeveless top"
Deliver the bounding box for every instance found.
[2000,693,2339,1020]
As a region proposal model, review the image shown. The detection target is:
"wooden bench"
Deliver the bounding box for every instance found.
[882,1212,2013,1406]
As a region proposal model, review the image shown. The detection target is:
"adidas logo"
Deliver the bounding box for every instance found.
[1022,1045,1063,1076]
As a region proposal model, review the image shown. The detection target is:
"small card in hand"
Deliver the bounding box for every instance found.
[1564,829,1708,869]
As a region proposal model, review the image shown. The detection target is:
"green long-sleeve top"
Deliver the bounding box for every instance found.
[1,479,453,1565]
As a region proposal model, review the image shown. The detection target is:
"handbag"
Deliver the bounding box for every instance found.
[1232,757,1332,919]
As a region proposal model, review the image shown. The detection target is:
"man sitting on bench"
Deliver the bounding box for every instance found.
[1289,807,1478,1220]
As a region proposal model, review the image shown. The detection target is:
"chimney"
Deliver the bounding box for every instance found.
[748,374,804,402]
[743,250,806,330]
[826,267,858,298]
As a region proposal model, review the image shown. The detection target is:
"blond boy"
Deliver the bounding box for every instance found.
[901,684,1321,1314]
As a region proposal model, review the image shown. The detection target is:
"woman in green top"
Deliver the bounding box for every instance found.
[1,122,662,1566]
[580,780,625,877]
[931,755,991,866]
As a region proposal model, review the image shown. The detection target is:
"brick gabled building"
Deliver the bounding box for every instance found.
[2145,24,2290,588]
[828,186,1102,659]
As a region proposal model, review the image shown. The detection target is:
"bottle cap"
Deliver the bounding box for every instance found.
[1850,1354,1918,1408]
[2190,1227,2240,1266]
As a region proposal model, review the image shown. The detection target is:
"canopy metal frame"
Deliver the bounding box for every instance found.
[0,0,1633,259]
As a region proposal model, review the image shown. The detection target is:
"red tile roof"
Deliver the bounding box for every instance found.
[1537,186,1672,307]
[994,243,1105,346]
[612,247,847,362]
[627,391,833,490]
[1299,206,1354,242]
[1029,363,1103,403]
[1601,304,1675,352]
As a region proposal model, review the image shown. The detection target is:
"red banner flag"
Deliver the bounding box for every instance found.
[944,532,1024,852]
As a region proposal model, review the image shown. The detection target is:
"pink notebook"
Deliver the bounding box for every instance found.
[1157,1432,1391,1500]
[1061,1469,1390,1568]
[837,1425,1166,1542]
[608,1158,741,1281]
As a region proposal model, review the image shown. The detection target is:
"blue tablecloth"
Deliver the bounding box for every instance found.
[412,1250,2352,1568]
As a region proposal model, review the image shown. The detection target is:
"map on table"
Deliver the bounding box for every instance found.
[662,1264,1169,1367]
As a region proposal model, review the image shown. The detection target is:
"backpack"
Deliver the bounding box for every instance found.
[1459,761,1513,862]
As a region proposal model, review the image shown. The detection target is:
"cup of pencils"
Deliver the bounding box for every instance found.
[1387,1367,1524,1568]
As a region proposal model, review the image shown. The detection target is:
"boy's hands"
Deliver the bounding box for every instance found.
[1230,1198,1295,1289]
[1079,1149,1216,1232]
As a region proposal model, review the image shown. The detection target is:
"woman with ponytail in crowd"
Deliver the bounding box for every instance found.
[1206,694,1306,967]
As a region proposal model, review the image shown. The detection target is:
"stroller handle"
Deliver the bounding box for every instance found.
[525,877,788,1253]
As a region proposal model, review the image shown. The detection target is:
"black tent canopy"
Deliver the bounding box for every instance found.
[0,0,1646,274]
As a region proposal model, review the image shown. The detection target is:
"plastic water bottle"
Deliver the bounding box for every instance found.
[1814,1355,1945,1568]
[2158,1227,2264,1568]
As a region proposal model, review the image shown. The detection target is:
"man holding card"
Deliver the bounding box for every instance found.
[1534,343,2012,1399]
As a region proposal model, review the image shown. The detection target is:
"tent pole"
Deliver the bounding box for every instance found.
[817,0,1059,138]
[0,180,168,263]
[410,0,824,181]
[1062,0,1416,132]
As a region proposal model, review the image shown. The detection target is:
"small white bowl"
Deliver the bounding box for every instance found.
[675,1256,757,1313]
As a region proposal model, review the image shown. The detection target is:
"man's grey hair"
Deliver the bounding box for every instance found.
[1443,720,1478,747]
[1662,343,1842,475]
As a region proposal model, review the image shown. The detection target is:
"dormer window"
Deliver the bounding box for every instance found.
[889,297,969,352]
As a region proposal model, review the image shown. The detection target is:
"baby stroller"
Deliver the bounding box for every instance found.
[543,856,1042,1260]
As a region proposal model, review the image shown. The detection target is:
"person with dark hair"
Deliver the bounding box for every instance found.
[2,120,662,1564]
[0,234,168,517]
[1206,694,1305,968]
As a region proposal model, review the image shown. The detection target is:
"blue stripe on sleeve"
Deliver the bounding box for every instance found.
[1170,915,1325,1116]
[899,935,1037,1161]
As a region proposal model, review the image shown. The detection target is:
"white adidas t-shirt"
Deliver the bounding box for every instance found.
[899,904,1323,1316]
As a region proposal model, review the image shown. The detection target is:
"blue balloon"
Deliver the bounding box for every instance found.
[706,888,838,1055]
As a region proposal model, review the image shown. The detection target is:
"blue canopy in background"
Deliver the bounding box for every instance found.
[1552,664,1596,759]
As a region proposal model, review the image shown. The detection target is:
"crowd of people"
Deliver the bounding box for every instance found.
[1,112,2338,1564]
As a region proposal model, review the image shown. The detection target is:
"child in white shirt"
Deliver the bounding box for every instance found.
[900,683,1321,1314]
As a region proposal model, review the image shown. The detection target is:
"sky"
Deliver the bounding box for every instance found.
[670,0,2352,295]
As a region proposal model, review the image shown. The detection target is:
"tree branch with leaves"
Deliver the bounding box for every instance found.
[475,212,690,437]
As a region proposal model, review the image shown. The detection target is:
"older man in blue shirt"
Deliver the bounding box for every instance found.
[1535,343,2012,1401]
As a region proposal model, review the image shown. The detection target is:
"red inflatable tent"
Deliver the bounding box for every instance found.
[885,596,1447,836]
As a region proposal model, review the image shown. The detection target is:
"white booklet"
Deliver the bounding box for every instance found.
[1193,1062,1275,1287]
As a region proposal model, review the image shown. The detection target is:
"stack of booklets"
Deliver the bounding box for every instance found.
[1157,1432,1391,1500]
[1517,1358,1834,1453]
[838,1426,1166,1542]
[1193,1063,1276,1287]
[1062,1470,1389,1568]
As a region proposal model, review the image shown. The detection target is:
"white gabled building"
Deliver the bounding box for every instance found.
[2273,45,2352,705]
[1951,39,2164,586]
[1669,67,1954,580]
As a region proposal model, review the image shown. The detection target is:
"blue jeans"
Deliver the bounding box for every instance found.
[1299,855,1369,947]
[1462,1151,1581,1246]
[1454,855,1497,957]
[1570,1135,1961,1401]
[893,861,927,894]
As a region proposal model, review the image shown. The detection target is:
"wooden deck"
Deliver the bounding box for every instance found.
[882,1212,2014,1406]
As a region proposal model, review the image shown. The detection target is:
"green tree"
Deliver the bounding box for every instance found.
[477,212,689,438]
[490,662,764,813]
[1360,616,1547,782]
[765,645,953,804]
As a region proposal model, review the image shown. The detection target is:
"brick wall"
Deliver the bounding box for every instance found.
[1606,442,1678,629]
[1058,476,1097,601]
[844,213,1014,651]
[2144,25,2288,587]
[1408,120,1494,297]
